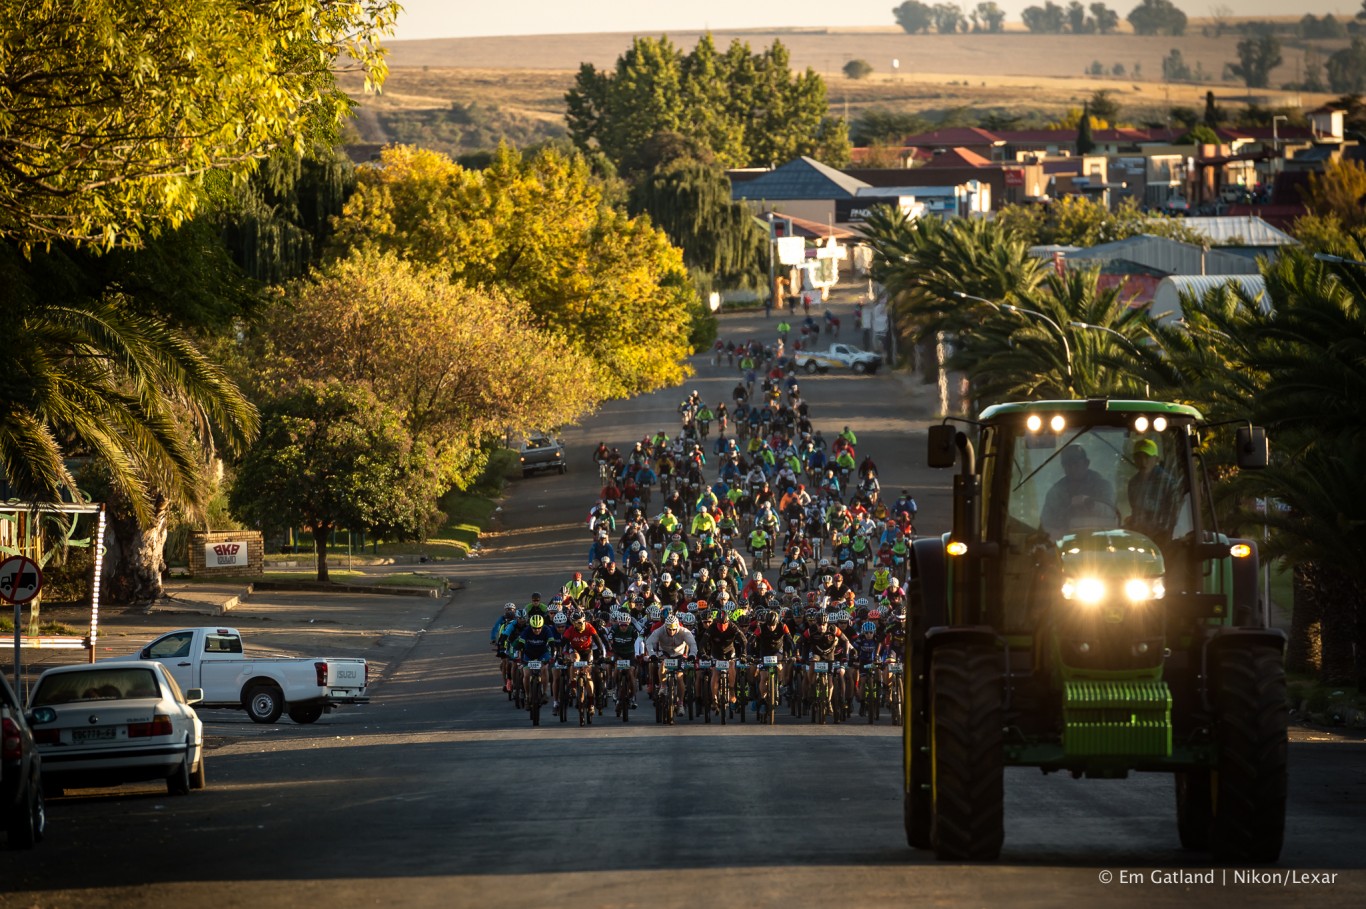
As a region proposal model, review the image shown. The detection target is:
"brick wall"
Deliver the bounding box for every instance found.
[188,531,264,577]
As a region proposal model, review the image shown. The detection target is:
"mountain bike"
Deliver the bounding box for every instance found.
[656,658,683,725]
[524,660,545,727]
[614,659,635,723]
[755,655,783,725]
[810,660,834,725]
[887,659,904,726]
[860,662,882,724]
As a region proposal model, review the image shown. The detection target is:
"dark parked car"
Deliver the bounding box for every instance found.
[518,435,567,478]
[1,673,45,848]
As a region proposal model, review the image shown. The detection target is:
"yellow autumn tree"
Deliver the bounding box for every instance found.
[332,144,698,399]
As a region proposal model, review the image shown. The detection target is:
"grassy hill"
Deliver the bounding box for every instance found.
[340,26,1341,159]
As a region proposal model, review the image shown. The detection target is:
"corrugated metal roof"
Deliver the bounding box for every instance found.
[1065,235,1260,276]
[1181,216,1297,247]
[1151,275,1270,320]
[732,156,869,201]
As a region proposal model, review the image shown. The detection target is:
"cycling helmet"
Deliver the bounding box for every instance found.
[842,560,854,571]
[530,592,542,600]
[820,575,832,586]
[805,607,821,620]
[552,612,568,627]
[680,613,696,628]
[665,615,681,630]
[868,609,882,621]
[661,572,672,584]
[890,578,901,589]
[815,611,831,625]
[784,585,797,595]
[503,602,517,614]
[697,567,709,578]
[753,571,763,581]
[861,621,877,634]
[647,605,662,621]
[766,611,780,627]
[617,612,631,626]
[836,610,852,624]
[516,608,527,619]
[855,597,870,609]
[528,614,545,629]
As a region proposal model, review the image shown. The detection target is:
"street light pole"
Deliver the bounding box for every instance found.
[1068,320,1149,396]
[954,291,1074,388]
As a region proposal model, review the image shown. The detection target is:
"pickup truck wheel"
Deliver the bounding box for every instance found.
[804,361,819,375]
[247,684,285,724]
[288,705,324,724]
[852,362,868,375]
[167,751,192,796]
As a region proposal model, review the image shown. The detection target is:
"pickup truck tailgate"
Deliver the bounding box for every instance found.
[326,659,368,700]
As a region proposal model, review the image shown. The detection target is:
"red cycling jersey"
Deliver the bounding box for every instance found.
[561,623,603,656]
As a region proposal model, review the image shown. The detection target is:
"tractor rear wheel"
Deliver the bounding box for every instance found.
[930,642,1004,861]
[1211,644,1287,864]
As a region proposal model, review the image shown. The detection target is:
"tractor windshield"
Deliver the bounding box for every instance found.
[1003,424,1194,546]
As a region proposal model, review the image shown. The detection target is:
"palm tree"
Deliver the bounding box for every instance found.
[0,296,257,601]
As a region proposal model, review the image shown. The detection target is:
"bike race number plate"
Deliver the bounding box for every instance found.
[664,659,678,669]
[574,661,589,669]
[525,661,542,671]
[814,662,829,673]
[713,660,729,670]
[697,660,712,669]
[763,656,779,665]
[890,663,904,674]
[616,660,631,669]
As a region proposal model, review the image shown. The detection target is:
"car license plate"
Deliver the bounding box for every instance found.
[72,727,116,743]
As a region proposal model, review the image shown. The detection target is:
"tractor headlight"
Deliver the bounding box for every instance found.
[1124,578,1165,601]
[1061,577,1106,605]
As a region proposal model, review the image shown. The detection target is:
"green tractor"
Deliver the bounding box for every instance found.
[903,398,1287,862]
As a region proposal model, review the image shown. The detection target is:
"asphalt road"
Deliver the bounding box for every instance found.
[3,293,1364,909]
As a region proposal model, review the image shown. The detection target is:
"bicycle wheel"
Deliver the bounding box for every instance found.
[529,677,541,727]
[718,673,728,726]
[619,671,632,723]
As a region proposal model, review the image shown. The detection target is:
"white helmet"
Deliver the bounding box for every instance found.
[890,578,901,589]
[552,612,568,627]
[661,572,672,584]
[648,605,662,620]
[784,585,797,595]
[753,571,764,581]
[836,610,852,623]
[855,597,870,609]
[842,560,854,571]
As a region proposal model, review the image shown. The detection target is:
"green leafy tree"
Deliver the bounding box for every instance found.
[893,0,936,33]
[1089,90,1121,124]
[1203,91,1224,128]
[628,158,768,291]
[1229,35,1283,89]
[852,109,932,146]
[250,248,599,491]
[566,36,849,172]
[974,2,1007,32]
[1178,124,1220,145]
[1023,2,1067,33]
[843,59,875,80]
[1128,0,1188,36]
[330,144,698,399]
[1326,39,1366,94]
[932,2,967,33]
[1076,103,1096,154]
[229,382,446,581]
[1091,2,1121,33]
[1163,49,1193,81]
[0,0,398,251]
[1067,1,1096,33]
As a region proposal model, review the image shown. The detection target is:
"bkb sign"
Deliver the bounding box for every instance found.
[206,541,250,568]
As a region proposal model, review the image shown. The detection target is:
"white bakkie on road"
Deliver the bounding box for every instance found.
[129,627,369,725]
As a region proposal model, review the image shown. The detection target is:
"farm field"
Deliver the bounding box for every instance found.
[340,25,1341,152]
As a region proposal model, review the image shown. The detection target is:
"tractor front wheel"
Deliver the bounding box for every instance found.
[1211,644,1287,864]
[929,642,1004,861]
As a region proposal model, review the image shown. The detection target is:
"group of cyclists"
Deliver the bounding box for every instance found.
[490,342,919,728]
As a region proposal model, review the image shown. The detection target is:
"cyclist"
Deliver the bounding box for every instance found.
[851,619,886,715]
[492,604,522,692]
[747,525,771,568]
[605,611,644,711]
[644,613,701,705]
[560,610,609,717]
[800,610,853,714]
[698,607,748,711]
[739,570,772,607]
[510,611,560,708]
[588,532,615,569]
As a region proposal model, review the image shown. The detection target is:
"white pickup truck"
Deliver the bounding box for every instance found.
[797,342,883,375]
[133,627,369,725]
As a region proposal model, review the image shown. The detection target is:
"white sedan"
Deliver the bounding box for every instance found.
[27,660,206,797]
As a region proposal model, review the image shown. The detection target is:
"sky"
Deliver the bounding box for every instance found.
[391,1,1362,41]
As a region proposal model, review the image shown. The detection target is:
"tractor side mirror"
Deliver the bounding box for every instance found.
[1236,426,1268,470]
[927,425,957,469]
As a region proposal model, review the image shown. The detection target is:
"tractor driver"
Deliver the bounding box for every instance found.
[1040,444,1115,539]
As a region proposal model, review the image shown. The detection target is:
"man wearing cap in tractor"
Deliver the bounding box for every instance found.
[1127,438,1180,542]
[1041,444,1115,538]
